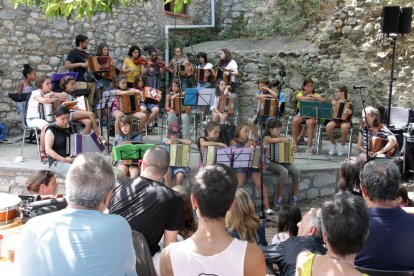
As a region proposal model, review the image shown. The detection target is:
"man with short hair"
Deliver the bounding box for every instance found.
[263,208,327,276]
[64,34,95,104]
[159,164,266,276]
[108,146,184,272]
[355,159,414,270]
[15,153,137,275]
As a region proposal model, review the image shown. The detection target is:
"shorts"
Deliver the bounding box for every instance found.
[168,166,187,177]
[50,160,72,178]
[233,167,259,176]
[141,102,158,111]
[27,118,49,129]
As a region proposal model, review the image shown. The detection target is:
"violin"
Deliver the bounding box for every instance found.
[133,57,148,65]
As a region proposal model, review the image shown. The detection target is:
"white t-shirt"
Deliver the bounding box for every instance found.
[26,89,45,119]
[224,60,238,83]
[197,62,213,70]
[15,208,137,276]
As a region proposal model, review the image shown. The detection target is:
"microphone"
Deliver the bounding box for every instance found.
[26,198,68,210]
[353,85,368,89]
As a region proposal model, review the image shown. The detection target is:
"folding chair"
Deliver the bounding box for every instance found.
[131,230,157,276]
[20,100,41,161]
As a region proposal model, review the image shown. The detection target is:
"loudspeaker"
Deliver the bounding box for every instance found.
[399,7,413,34]
[381,6,401,34]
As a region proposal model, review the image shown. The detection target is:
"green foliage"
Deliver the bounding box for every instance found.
[12,0,191,19]
[220,12,250,40]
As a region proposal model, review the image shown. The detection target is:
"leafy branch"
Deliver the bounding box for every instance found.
[12,0,191,19]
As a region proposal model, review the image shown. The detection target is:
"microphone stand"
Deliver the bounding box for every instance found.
[257,114,276,224]
[355,87,370,161]
[386,36,397,127]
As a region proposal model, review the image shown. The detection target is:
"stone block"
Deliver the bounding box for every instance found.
[0,10,16,20]
[27,33,40,41]
[320,187,336,196]
[307,188,319,199]
[2,79,12,89]
[299,179,311,191]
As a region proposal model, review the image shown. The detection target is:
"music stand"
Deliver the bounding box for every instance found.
[184,88,213,141]
[113,144,156,162]
[299,100,332,120]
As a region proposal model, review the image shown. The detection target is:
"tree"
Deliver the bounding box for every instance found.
[12,0,191,19]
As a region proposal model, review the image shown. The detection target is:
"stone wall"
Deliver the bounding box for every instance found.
[0,164,338,203]
[192,0,414,123]
[0,0,212,136]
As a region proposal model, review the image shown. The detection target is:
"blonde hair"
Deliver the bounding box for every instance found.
[225,188,260,244]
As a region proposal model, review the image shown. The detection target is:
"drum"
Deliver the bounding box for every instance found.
[0,193,22,225]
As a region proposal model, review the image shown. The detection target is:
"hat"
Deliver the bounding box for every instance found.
[168,122,182,136]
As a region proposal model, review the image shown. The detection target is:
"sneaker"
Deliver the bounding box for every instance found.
[274,197,283,208]
[337,144,347,156]
[265,208,274,215]
[328,143,336,155]
[291,196,298,206]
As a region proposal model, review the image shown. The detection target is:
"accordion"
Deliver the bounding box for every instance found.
[195,68,214,83]
[169,144,190,167]
[218,96,236,115]
[143,87,162,104]
[172,96,191,114]
[202,146,261,168]
[266,141,295,164]
[258,98,277,117]
[332,101,352,121]
[119,94,141,113]
[87,56,112,73]
[175,63,194,78]
[66,132,105,157]
[369,137,397,157]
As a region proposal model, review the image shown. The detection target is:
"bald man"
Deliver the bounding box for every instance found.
[108,146,184,273]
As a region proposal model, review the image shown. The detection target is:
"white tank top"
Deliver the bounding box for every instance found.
[170,238,247,276]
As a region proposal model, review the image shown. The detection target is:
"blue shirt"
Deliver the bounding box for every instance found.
[15,208,137,276]
[355,207,414,270]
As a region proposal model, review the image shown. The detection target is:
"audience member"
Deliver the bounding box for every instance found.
[355,159,414,270]
[337,157,364,196]
[160,164,266,276]
[172,185,197,239]
[108,146,184,274]
[26,170,58,198]
[396,187,414,207]
[271,206,301,245]
[263,208,326,276]
[15,153,137,275]
[226,188,268,246]
[296,193,369,276]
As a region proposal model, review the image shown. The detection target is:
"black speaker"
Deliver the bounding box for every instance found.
[381,6,401,34]
[399,7,413,34]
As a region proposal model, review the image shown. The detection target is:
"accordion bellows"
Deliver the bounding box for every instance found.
[265,142,295,164]
[67,132,105,156]
[169,144,190,167]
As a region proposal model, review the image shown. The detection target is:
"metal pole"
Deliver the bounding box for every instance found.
[387,36,397,127]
